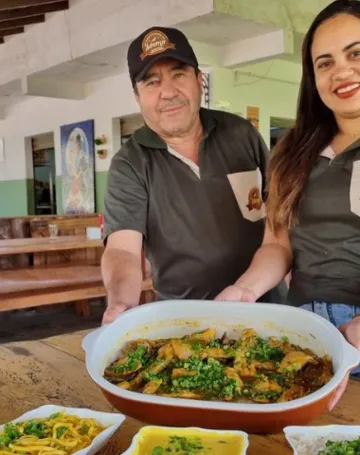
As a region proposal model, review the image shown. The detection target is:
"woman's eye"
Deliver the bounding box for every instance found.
[350,50,360,58]
[317,60,331,70]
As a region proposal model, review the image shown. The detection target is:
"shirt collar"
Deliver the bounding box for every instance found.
[133,107,217,149]
[319,146,335,159]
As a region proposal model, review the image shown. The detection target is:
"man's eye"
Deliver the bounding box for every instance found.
[146,80,159,87]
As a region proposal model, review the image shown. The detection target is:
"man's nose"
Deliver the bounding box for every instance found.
[159,79,178,99]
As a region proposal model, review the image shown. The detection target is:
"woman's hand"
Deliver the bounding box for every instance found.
[214,285,257,302]
[328,315,360,411]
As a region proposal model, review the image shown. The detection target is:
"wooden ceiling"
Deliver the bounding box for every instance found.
[0,0,69,44]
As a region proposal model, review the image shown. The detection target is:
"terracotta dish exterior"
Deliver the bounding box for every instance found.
[82,301,360,434]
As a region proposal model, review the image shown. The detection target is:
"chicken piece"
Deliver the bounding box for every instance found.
[234,349,257,378]
[172,368,198,379]
[137,343,173,377]
[110,357,143,375]
[279,351,316,372]
[253,378,283,394]
[199,347,233,360]
[277,385,308,402]
[171,340,198,360]
[224,367,243,388]
[117,381,131,390]
[186,328,216,344]
[295,357,333,389]
[234,361,257,379]
[117,372,143,390]
[223,367,243,400]
[143,379,163,394]
[268,337,293,354]
[252,360,277,371]
[158,343,173,359]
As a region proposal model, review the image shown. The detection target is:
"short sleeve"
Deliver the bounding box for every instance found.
[103,156,148,242]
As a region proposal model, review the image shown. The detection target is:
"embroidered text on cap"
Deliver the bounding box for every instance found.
[140,30,176,61]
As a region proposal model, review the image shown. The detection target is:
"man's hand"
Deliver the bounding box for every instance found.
[328,316,360,411]
[214,285,257,302]
[102,303,128,325]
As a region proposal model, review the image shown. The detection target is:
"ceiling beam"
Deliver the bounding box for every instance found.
[0,1,68,21]
[0,1,65,11]
[0,26,24,37]
[0,14,45,31]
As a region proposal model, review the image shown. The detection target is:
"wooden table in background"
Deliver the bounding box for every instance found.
[0,236,103,256]
[0,330,359,455]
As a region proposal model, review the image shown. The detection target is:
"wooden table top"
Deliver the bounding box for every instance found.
[0,235,103,256]
[0,329,359,455]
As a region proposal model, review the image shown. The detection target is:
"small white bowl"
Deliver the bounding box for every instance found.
[284,425,360,455]
[121,425,249,455]
[0,404,126,455]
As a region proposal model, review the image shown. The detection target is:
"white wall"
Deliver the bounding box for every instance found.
[0,71,139,182]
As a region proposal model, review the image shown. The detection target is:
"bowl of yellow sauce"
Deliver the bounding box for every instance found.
[122,425,249,454]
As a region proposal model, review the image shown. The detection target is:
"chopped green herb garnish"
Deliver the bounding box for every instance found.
[318,437,360,455]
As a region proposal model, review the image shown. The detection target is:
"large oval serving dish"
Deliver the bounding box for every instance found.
[82,301,360,434]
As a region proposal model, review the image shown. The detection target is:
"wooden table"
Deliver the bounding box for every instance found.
[0,330,359,455]
[0,235,103,256]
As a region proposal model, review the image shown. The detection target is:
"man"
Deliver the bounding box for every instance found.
[102,26,284,324]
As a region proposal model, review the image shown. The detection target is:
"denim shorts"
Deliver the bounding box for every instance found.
[300,302,360,376]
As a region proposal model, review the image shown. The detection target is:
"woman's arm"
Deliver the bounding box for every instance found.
[215,223,292,301]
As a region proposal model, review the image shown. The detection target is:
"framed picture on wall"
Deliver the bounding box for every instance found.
[60,119,96,214]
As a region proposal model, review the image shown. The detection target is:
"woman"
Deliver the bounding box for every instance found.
[216,0,360,409]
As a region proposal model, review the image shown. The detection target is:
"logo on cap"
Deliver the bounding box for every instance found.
[140,30,176,61]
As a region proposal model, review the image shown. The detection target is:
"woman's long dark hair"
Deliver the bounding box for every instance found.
[267,0,360,232]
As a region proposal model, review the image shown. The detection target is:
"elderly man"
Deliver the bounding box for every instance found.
[102,26,284,323]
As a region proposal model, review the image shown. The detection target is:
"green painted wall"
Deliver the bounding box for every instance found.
[0,171,108,217]
[55,175,63,214]
[27,179,35,215]
[0,179,29,216]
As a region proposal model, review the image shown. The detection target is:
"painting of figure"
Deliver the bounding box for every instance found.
[60,120,95,214]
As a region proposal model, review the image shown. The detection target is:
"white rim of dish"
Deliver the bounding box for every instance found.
[86,302,360,413]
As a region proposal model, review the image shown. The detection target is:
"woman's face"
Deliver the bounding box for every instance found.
[312,13,360,120]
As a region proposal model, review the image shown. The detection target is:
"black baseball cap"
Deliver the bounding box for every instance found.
[127,26,199,86]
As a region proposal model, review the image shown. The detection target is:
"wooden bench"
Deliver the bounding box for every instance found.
[0,214,157,316]
[0,264,155,317]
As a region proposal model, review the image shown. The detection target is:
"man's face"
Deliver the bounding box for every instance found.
[135,59,203,138]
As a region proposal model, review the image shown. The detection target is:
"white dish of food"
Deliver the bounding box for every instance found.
[82,301,360,433]
[121,425,249,454]
[0,404,125,455]
[284,425,360,454]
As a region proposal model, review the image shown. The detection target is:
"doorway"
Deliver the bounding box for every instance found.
[31,133,57,215]
[270,117,295,149]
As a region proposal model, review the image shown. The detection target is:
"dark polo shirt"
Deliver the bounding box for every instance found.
[104,108,285,302]
[289,141,360,306]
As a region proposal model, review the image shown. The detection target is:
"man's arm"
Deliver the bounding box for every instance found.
[101,230,143,324]
[101,150,148,323]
